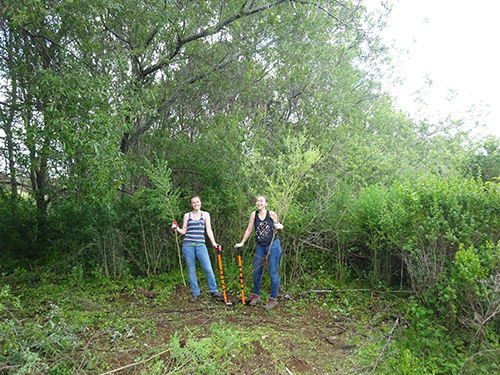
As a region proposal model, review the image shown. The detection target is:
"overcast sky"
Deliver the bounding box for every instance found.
[366,0,500,137]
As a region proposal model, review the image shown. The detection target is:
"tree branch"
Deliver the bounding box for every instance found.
[309,289,413,294]
[142,0,287,77]
[369,317,399,375]
[102,22,134,50]
[121,52,243,152]
[292,0,362,31]
[98,348,171,375]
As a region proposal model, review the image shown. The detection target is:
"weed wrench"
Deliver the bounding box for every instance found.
[237,247,246,304]
[215,245,231,305]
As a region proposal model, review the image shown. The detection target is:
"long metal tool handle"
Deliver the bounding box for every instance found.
[237,248,245,304]
[217,246,228,304]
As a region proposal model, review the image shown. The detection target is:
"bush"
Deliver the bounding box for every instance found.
[379,174,500,294]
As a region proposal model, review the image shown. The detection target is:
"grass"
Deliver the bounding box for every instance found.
[1,271,402,375]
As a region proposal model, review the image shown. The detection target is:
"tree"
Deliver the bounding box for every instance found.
[470,136,500,182]
[0,0,121,256]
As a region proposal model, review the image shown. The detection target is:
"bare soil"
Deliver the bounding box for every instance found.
[92,285,368,375]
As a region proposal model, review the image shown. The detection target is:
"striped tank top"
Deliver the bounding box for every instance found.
[184,212,205,245]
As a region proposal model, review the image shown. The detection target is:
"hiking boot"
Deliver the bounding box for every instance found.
[264,298,277,310]
[249,294,261,306]
[211,292,222,299]
[188,295,199,303]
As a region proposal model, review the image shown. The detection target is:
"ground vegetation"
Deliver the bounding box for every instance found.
[1,0,500,373]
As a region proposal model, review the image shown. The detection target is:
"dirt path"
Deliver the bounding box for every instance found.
[95,286,364,375]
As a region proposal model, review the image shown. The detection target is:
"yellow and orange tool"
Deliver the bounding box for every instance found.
[215,245,229,305]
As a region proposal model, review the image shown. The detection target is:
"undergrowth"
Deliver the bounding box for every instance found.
[1,266,499,374]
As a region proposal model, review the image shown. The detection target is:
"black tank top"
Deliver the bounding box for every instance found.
[254,210,278,246]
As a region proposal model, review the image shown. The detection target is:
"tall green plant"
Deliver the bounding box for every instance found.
[250,132,322,225]
[244,132,321,287]
[352,185,392,285]
[144,156,185,284]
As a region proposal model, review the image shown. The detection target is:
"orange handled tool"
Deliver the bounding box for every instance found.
[216,245,228,304]
[237,247,245,304]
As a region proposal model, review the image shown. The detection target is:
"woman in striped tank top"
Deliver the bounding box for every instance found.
[172,195,222,302]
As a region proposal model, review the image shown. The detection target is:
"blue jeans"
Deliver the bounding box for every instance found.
[182,243,219,296]
[253,238,281,299]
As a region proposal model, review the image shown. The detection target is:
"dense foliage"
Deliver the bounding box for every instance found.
[1,0,500,373]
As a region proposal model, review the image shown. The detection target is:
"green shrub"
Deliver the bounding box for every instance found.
[379,174,500,294]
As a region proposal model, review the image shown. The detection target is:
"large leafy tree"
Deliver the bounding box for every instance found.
[1,0,120,255]
[1,0,389,191]
[1,0,392,259]
[89,0,383,150]
[3,0,479,271]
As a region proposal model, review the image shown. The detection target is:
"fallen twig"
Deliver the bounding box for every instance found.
[368,317,400,375]
[0,365,21,371]
[310,289,413,294]
[459,348,500,375]
[324,336,356,349]
[349,336,380,357]
[75,328,116,372]
[99,348,171,375]
[159,308,206,314]
[5,308,22,324]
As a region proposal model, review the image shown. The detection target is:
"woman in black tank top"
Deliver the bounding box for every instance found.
[235,195,284,310]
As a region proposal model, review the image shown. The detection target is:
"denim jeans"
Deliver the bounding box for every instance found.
[253,238,281,298]
[182,243,219,296]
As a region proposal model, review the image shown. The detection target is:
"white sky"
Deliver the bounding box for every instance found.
[367,0,500,137]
